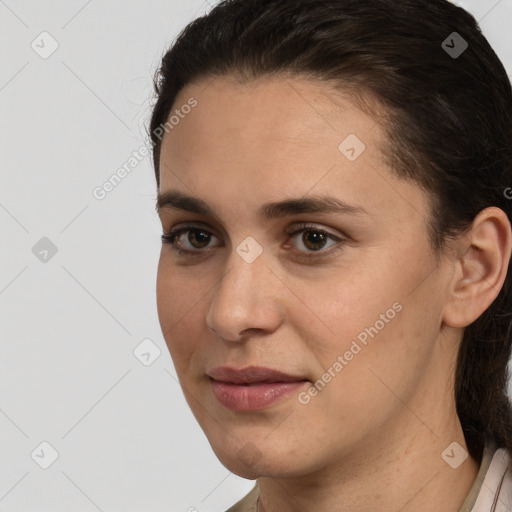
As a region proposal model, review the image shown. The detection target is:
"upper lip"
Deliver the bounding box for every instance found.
[208,365,307,384]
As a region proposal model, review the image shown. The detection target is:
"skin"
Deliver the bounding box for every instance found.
[155,75,512,512]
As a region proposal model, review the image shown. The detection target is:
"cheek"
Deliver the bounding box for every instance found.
[297,268,397,356]
[156,256,177,332]
[316,239,433,344]
[304,271,442,427]
[156,253,209,323]
[156,256,208,366]
[294,248,431,396]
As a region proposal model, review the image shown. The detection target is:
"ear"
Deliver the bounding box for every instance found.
[443,207,512,328]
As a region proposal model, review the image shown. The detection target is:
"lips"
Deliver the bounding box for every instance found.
[208,365,309,411]
[208,365,307,384]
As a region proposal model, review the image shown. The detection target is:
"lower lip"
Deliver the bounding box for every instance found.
[210,379,308,411]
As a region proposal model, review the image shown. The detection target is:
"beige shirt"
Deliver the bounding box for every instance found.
[225,438,512,512]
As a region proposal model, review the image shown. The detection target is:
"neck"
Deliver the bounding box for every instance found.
[256,414,480,512]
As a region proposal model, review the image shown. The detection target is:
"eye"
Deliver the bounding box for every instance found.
[285,223,342,256]
[161,222,344,258]
[161,226,222,255]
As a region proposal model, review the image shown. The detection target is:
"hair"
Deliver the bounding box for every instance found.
[149,0,512,459]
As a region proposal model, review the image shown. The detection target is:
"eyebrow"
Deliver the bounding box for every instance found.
[155,190,368,220]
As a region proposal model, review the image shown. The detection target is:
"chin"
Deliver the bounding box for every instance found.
[210,437,309,479]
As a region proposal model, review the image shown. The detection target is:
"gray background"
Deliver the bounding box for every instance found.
[0,0,511,511]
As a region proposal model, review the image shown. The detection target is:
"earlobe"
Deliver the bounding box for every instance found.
[443,207,512,329]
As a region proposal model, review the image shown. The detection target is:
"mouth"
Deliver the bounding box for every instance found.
[208,365,309,411]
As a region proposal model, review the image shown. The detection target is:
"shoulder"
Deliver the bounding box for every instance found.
[495,447,512,511]
[472,445,512,511]
[225,483,259,512]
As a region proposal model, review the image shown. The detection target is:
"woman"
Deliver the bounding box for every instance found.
[149,0,512,510]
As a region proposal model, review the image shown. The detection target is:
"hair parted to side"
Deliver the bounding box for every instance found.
[149,0,512,459]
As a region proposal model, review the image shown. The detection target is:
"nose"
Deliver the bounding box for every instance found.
[205,247,284,342]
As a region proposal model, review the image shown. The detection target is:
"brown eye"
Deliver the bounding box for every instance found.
[301,230,328,251]
[186,229,212,249]
[161,226,222,254]
[287,224,340,254]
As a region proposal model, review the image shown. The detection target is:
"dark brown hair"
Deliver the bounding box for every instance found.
[149,0,512,459]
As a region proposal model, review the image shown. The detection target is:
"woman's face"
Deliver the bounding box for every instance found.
[156,76,458,478]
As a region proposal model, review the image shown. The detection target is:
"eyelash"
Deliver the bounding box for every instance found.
[160,223,344,260]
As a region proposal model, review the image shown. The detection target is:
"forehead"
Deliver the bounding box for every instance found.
[158,75,430,226]
[165,75,379,158]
